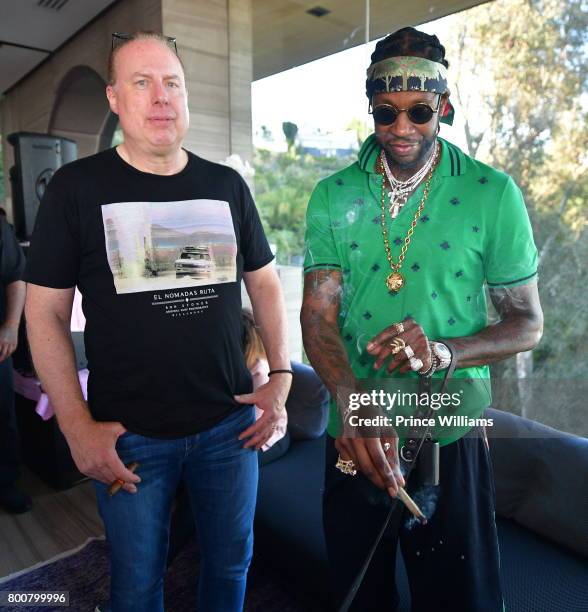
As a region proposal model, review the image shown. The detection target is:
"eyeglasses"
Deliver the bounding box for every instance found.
[369,96,441,126]
[111,32,178,55]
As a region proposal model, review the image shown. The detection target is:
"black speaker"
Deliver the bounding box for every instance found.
[8,132,77,241]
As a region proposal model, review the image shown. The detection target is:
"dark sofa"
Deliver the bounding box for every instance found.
[255,394,588,611]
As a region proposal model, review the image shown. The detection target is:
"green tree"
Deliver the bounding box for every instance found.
[346,118,370,148]
[443,0,588,434]
[254,148,351,264]
[282,121,299,154]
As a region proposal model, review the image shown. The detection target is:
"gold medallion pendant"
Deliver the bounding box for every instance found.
[386,271,405,292]
[378,146,440,295]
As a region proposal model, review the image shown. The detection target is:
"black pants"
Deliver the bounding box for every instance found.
[323,430,504,612]
[0,357,21,488]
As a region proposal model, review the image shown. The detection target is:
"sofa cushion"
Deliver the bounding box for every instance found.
[485,408,588,557]
[258,431,291,467]
[286,362,329,440]
[496,517,588,612]
[255,436,330,607]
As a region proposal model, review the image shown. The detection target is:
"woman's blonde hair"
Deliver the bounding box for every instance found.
[242,308,266,369]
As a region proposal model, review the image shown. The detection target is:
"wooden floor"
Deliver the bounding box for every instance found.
[0,468,103,578]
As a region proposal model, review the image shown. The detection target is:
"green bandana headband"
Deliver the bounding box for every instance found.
[366,56,455,125]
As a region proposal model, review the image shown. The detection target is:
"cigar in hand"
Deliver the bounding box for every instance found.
[396,487,427,525]
[108,462,140,497]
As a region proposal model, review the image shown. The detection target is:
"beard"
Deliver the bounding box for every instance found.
[385,133,437,172]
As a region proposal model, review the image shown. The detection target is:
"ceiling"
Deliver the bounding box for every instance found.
[0,0,490,95]
[0,0,117,94]
[252,0,490,81]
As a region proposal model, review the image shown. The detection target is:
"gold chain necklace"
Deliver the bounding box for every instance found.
[379,147,439,292]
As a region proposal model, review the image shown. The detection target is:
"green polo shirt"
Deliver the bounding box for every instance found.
[303,135,538,445]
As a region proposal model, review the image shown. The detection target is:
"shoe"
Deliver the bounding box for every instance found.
[0,485,33,514]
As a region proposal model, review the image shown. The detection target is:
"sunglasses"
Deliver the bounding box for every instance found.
[111,32,178,54]
[369,95,441,125]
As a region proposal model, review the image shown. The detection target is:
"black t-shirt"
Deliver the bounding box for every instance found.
[24,148,274,438]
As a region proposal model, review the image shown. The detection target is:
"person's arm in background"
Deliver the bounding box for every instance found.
[0,217,26,363]
[250,356,270,390]
[236,262,292,449]
[0,281,25,363]
[0,218,26,362]
[25,284,140,492]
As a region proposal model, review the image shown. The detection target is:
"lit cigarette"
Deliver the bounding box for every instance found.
[397,487,427,524]
[108,462,140,497]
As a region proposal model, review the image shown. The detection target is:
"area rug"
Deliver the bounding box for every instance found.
[0,537,309,612]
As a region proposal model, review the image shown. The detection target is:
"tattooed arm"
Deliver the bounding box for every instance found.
[300,269,354,404]
[442,281,543,368]
[301,269,405,495]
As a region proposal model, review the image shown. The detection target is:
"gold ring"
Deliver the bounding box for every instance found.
[389,337,406,354]
[392,322,405,335]
[335,455,357,476]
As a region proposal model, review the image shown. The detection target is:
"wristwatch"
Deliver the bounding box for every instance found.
[429,341,452,370]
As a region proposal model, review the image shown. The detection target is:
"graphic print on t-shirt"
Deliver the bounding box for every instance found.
[101,199,237,294]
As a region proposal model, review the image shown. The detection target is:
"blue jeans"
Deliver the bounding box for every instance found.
[94,406,258,612]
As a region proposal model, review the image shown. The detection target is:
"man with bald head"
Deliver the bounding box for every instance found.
[24,32,290,612]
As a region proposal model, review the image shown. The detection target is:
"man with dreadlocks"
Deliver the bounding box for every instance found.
[301,27,543,611]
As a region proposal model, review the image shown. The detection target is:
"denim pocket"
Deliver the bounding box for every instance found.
[115,430,142,451]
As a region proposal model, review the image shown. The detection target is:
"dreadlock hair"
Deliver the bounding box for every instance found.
[107,30,184,86]
[370,27,449,68]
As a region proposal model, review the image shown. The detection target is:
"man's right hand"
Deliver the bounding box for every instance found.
[64,417,141,493]
[335,435,405,497]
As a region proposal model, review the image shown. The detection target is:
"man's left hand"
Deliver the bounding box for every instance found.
[366,317,432,374]
[235,375,291,450]
[0,324,19,363]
